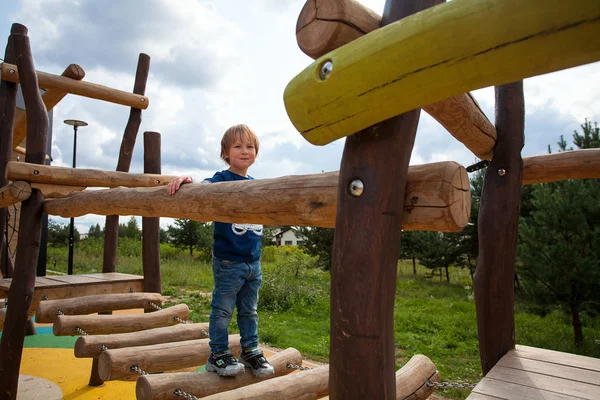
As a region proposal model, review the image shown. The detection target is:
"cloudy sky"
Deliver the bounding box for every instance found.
[1,0,599,233]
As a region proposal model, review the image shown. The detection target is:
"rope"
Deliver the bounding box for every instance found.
[174,389,199,400]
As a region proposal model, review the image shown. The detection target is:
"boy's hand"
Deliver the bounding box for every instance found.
[167,176,192,195]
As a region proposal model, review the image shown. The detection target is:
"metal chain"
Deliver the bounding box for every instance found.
[73,327,88,336]
[99,344,108,351]
[174,389,199,400]
[148,301,201,329]
[56,310,64,316]
[426,379,478,390]
[286,362,312,371]
[130,364,148,375]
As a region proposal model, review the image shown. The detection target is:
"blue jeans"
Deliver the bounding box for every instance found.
[209,257,262,354]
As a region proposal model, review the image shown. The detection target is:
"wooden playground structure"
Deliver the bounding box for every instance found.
[1,0,600,399]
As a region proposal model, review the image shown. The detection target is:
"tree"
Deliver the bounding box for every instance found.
[88,223,103,239]
[419,231,462,283]
[399,231,428,275]
[517,122,600,347]
[167,219,213,256]
[297,227,335,270]
[119,216,141,239]
[48,219,79,246]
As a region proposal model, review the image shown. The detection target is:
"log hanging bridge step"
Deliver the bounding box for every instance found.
[35,292,165,323]
[284,0,600,145]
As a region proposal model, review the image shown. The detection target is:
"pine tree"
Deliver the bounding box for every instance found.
[167,219,213,256]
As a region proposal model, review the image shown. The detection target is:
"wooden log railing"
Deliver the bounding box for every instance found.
[74,323,209,358]
[99,335,241,381]
[35,292,164,323]
[43,161,471,232]
[0,181,31,208]
[136,347,302,400]
[284,0,600,146]
[53,303,189,336]
[0,62,149,110]
[12,63,86,149]
[296,0,496,160]
[7,161,177,188]
[521,149,600,185]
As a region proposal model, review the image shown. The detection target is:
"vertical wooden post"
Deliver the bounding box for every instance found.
[0,27,19,278]
[102,53,150,273]
[474,81,524,375]
[329,1,441,398]
[0,23,49,400]
[142,131,161,294]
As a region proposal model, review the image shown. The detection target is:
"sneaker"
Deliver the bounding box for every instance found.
[206,351,245,376]
[240,348,275,378]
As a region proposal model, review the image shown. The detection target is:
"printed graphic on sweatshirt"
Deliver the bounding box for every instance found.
[231,223,263,236]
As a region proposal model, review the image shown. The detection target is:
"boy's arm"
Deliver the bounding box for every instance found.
[166,175,193,195]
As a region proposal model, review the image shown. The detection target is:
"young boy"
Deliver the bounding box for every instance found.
[167,124,274,378]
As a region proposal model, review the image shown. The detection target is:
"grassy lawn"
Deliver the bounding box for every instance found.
[46,242,600,400]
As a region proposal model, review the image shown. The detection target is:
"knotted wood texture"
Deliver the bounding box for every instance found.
[43,162,470,232]
[284,0,600,145]
[296,0,497,159]
[0,181,31,208]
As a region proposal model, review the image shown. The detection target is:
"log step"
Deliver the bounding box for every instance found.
[36,292,164,323]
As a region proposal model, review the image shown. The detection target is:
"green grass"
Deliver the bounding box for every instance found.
[45,243,600,400]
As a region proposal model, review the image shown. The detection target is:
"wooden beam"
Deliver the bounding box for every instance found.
[75,323,209,358]
[0,181,31,208]
[1,62,149,110]
[99,335,241,381]
[142,131,161,293]
[30,183,86,199]
[135,347,301,400]
[43,161,471,232]
[522,149,600,185]
[0,23,48,400]
[104,53,151,274]
[53,303,189,336]
[284,0,600,145]
[7,161,177,188]
[12,63,85,149]
[0,23,19,279]
[475,82,524,375]
[13,145,50,160]
[296,0,496,159]
[35,292,164,323]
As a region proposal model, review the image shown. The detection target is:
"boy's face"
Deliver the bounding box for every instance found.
[225,137,256,175]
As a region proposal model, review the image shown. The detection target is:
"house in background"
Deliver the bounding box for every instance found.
[272,227,306,246]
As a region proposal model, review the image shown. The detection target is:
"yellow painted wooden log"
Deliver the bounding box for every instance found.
[1,62,149,110]
[284,0,600,145]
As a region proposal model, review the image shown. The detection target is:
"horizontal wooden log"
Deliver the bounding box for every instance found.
[99,335,241,381]
[296,0,496,159]
[284,0,600,145]
[30,183,86,198]
[135,347,302,400]
[53,303,189,336]
[43,161,471,232]
[7,161,177,188]
[36,292,164,323]
[75,323,209,358]
[12,63,86,149]
[1,62,149,110]
[200,365,330,400]
[521,149,600,185]
[0,180,31,208]
[13,146,51,160]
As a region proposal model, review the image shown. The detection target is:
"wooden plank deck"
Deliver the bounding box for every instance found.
[468,345,600,399]
[0,273,144,318]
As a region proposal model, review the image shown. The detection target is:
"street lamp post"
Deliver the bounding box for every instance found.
[63,119,88,275]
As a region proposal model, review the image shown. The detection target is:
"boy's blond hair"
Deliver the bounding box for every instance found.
[220,124,260,165]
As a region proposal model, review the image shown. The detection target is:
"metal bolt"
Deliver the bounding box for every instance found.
[497,168,506,176]
[33,170,39,175]
[348,179,364,197]
[140,98,145,102]
[155,179,161,184]
[9,69,15,74]
[319,61,333,80]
